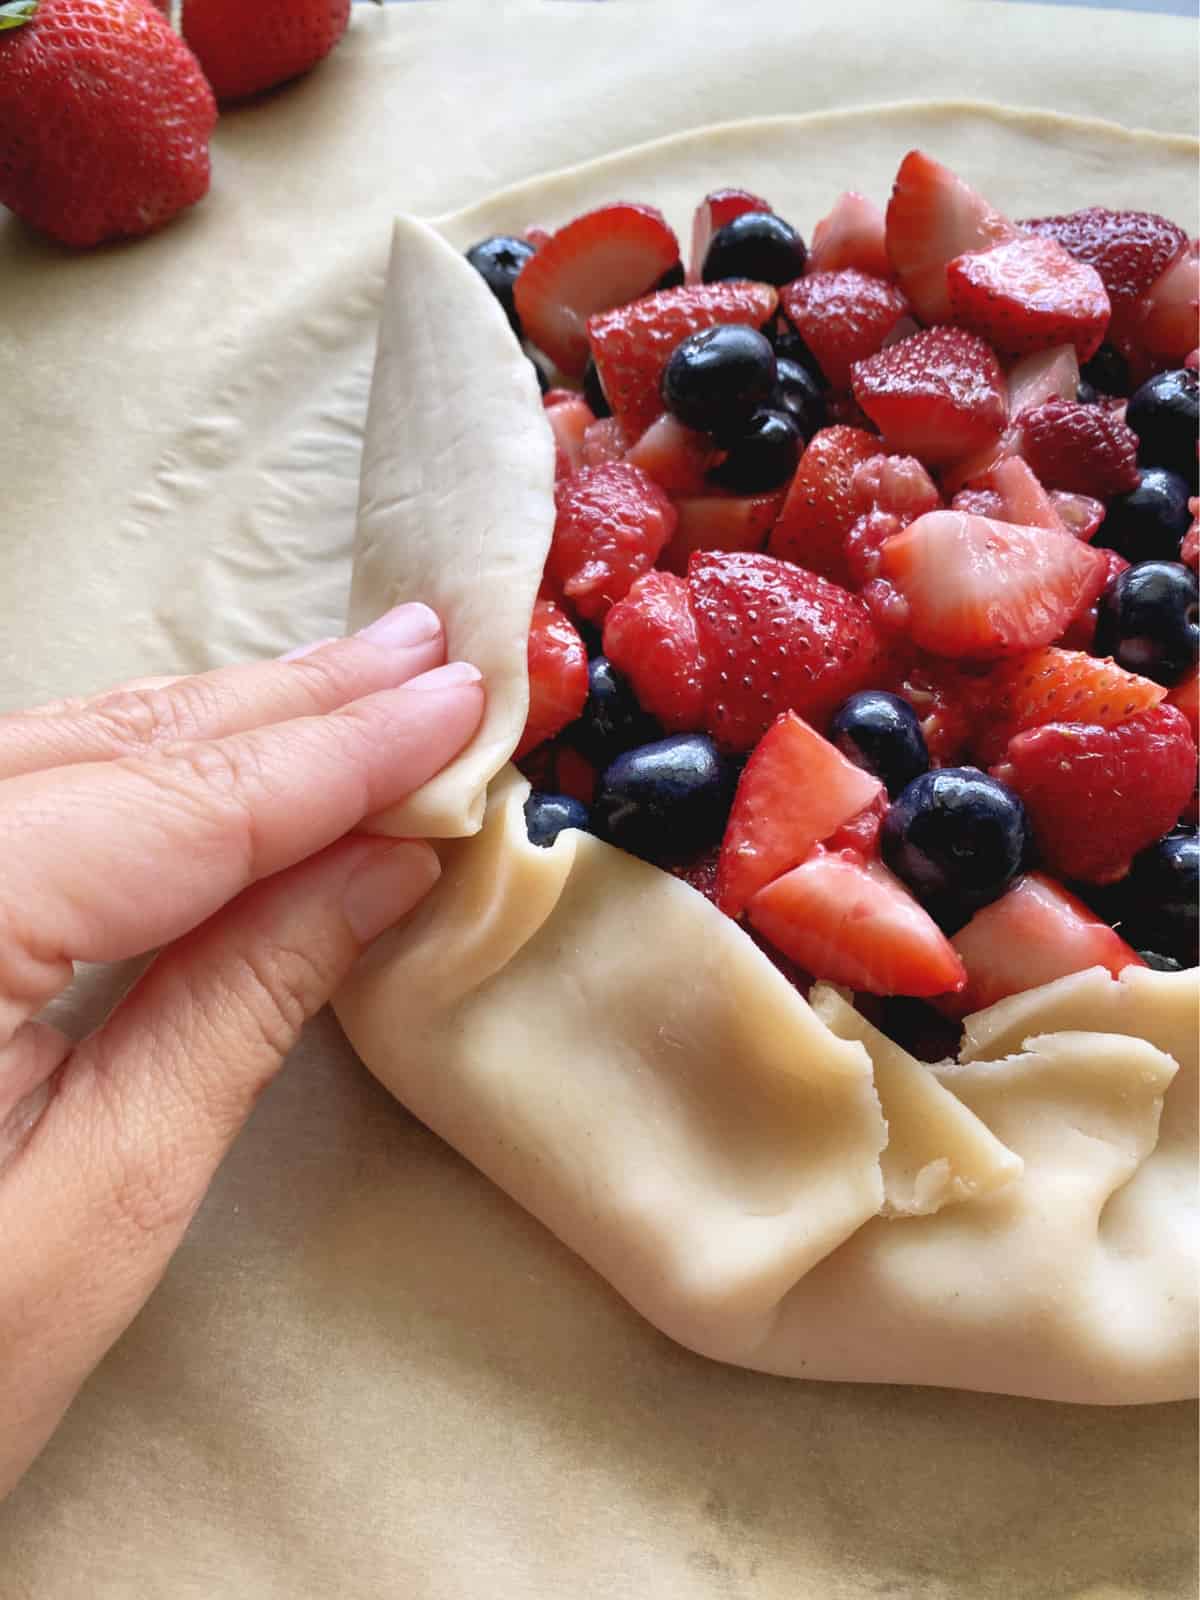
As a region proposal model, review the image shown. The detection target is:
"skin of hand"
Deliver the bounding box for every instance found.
[0,602,484,1499]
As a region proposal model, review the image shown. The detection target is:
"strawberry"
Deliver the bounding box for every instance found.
[767,424,880,584]
[994,704,1197,883]
[745,849,966,997]
[546,462,676,624]
[182,0,348,102]
[892,659,982,766]
[1121,239,1199,380]
[944,873,1143,1017]
[715,711,884,916]
[0,0,215,248]
[546,395,596,479]
[1021,208,1188,326]
[842,453,941,584]
[1055,547,1129,650]
[1006,343,1082,419]
[688,187,771,283]
[553,745,597,806]
[946,235,1110,363]
[624,413,717,496]
[516,600,589,759]
[950,486,1003,519]
[1168,669,1200,741]
[687,551,884,750]
[808,190,891,279]
[851,326,1007,468]
[885,150,1018,325]
[973,646,1166,764]
[1050,490,1105,542]
[661,489,786,574]
[982,455,1065,533]
[587,280,778,439]
[524,224,554,252]
[823,790,888,855]
[876,510,1109,659]
[1182,506,1200,571]
[778,270,910,390]
[601,570,708,732]
[514,204,682,377]
[1018,399,1141,497]
[581,416,628,469]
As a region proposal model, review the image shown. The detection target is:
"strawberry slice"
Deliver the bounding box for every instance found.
[661,490,786,574]
[580,416,628,468]
[601,569,708,733]
[1021,207,1188,332]
[973,645,1167,764]
[824,790,888,856]
[716,711,884,916]
[1007,343,1082,418]
[877,510,1109,659]
[778,269,910,390]
[587,280,778,439]
[885,150,1018,325]
[985,455,1065,532]
[851,326,1007,468]
[1055,547,1129,651]
[947,235,1110,362]
[808,190,891,279]
[545,395,596,478]
[1121,238,1199,381]
[1018,399,1140,497]
[688,551,884,750]
[1049,490,1105,542]
[746,849,966,997]
[843,453,941,585]
[547,461,676,623]
[514,203,682,376]
[1168,668,1199,740]
[767,424,880,584]
[624,412,717,496]
[944,873,1143,1017]
[993,703,1197,883]
[516,599,589,759]
[688,187,771,283]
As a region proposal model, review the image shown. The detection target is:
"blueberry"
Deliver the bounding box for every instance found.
[1118,828,1198,967]
[523,791,590,848]
[1093,561,1199,686]
[593,734,737,863]
[830,691,930,799]
[1125,368,1199,489]
[583,356,611,418]
[465,234,536,335]
[881,768,1030,928]
[654,260,686,291]
[1139,951,1185,972]
[1075,377,1098,406]
[768,314,828,387]
[772,356,827,439]
[1096,467,1192,562]
[707,407,800,493]
[567,655,659,767]
[661,323,777,437]
[1079,343,1131,398]
[702,211,807,287]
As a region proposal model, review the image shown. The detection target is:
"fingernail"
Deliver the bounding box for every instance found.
[343,841,442,943]
[406,661,483,692]
[280,636,339,661]
[356,602,441,651]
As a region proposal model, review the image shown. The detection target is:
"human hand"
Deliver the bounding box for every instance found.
[0,604,483,1497]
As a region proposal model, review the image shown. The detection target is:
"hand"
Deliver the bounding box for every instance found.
[0,604,483,1498]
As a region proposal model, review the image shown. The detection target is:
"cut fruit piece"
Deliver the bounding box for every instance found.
[514,202,682,376]
[1018,398,1141,497]
[661,490,786,574]
[885,149,1018,325]
[546,395,596,477]
[808,190,891,279]
[516,599,589,759]
[601,569,708,733]
[716,710,885,917]
[843,453,942,585]
[1006,343,1081,420]
[1120,238,1200,380]
[973,645,1167,764]
[985,455,1066,532]
[624,412,717,496]
[851,326,1007,467]
[779,269,910,389]
[547,461,677,623]
[946,234,1110,362]
[580,416,628,468]
[1167,667,1200,740]
[1049,490,1105,542]
[944,872,1144,1017]
[746,849,966,997]
[687,187,771,283]
[767,424,880,585]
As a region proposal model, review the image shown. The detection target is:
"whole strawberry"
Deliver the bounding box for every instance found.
[182,0,350,103]
[0,0,216,248]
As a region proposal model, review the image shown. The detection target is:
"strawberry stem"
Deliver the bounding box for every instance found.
[0,0,36,27]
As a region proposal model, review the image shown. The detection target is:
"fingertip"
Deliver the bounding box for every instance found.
[342,839,442,944]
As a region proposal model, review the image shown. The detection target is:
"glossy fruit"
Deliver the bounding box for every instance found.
[1168,667,1200,739]
[1098,467,1192,563]
[1006,343,1082,419]
[661,490,787,574]
[702,211,808,287]
[767,425,880,586]
[881,767,1029,926]
[778,269,910,390]
[514,203,681,376]
[580,417,627,469]
[546,395,596,479]
[808,190,891,279]
[884,149,1017,324]
[1050,490,1106,542]
[547,462,676,624]
[1093,560,1200,686]
[0,0,216,248]
[771,356,827,439]
[624,413,716,497]
[524,792,590,847]
[688,187,771,282]
[1017,398,1141,498]
[716,711,884,916]
[688,551,884,750]
[1021,208,1188,327]
[1117,827,1199,967]
[601,570,708,732]
[588,281,778,439]
[1125,367,1199,487]
[876,510,1109,659]
[465,235,537,333]
[593,734,737,863]
[1123,240,1199,380]
[745,850,966,997]
[566,654,659,768]
[973,646,1165,764]
[830,690,929,798]
[974,454,1064,533]
[708,408,801,493]
[994,703,1197,883]
[842,454,942,586]
[660,324,777,436]
[516,600,589,759]
[182,0,348,101]
[851,327,1007,467]
[945,873,1143,1016]
[947,234,1110,362]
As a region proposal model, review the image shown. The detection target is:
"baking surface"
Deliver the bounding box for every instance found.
[2,2,1198,1595]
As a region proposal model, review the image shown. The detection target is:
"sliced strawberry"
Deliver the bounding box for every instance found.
[546,395,596,478]
[688,187,771,283]
[944,872,1143,1017]
[587,280,778,439]
[661,490,786,574]
[514,203,682,376]
[984,455,1065,532]
[1007,343,1082,419]
[601,569,708,733]
[1055,547,1130,650]
[843,453,941,585]
[778,270,910,390]
[1120,238,1199,380]
[973,646,1166,764]
[554,744,597,806]
[1168,668,1200,741]
[950,486,1003,519]
[516,599,589,759]
[547,462,676,623]
[581,416,628,468]
[524,224,554,252]
[1019,398,1141,497]
[892,659,983,766]
[1021,208,1188,337]
[877,510,1109,659]
[767,424,880,584]
[885,150,1018,325]
[688,551,884,750]
[851,326,1007,467]
[1182,503,1199,570]
[946,235,1110,362]
[824,790,888,855]
[624,412,717,496]
[1050,490,1105,541]
[746,849,966,997]
[808,191,891,279]
[715,711,884,916]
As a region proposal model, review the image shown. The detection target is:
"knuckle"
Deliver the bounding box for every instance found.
[86,686,190,754]
[227,940,330,1064]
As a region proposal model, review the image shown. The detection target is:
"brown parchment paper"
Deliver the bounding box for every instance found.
[1,3,1197,1595]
